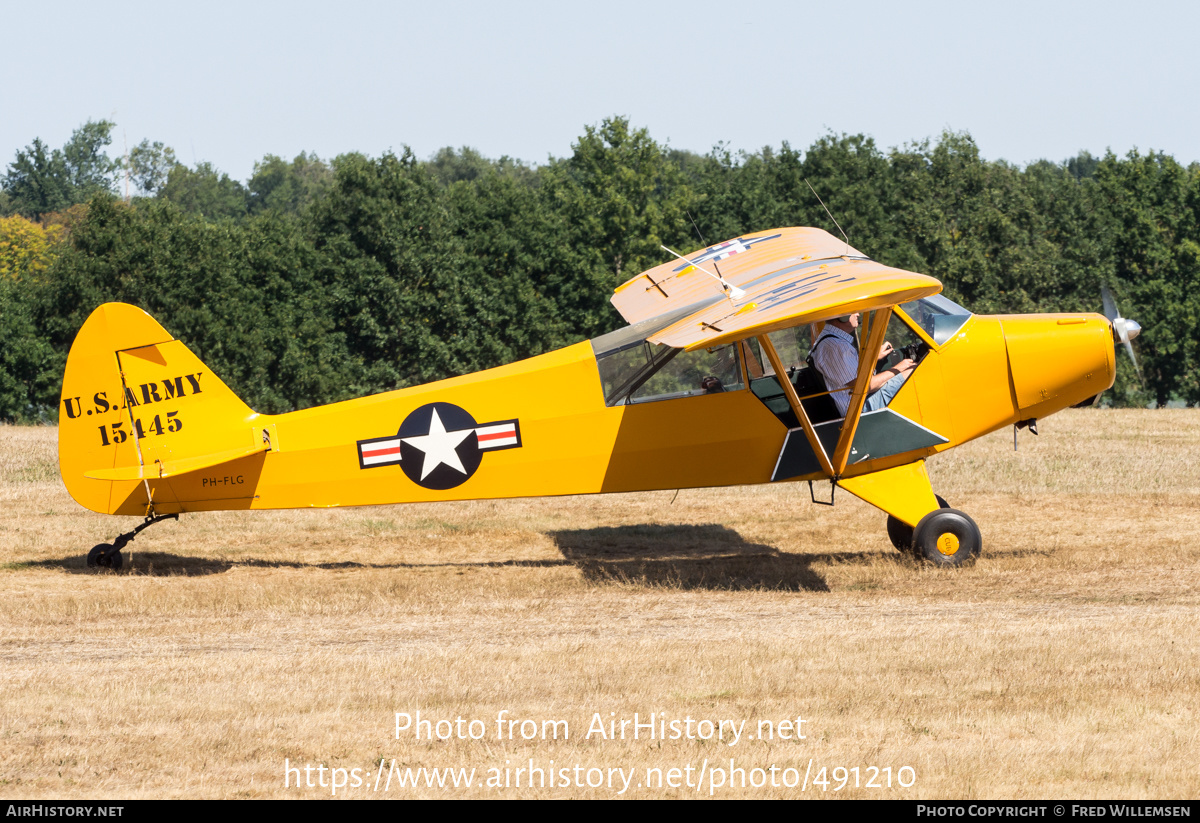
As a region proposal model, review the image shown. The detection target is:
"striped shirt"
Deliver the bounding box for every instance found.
[811,325,859,417]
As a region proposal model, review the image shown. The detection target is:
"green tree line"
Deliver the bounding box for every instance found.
[2,117,1197,422]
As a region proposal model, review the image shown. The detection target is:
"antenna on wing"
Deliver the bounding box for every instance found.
[805,178,850,256]
[660,245,746,301]
[686,210,708,246]
[122,129,130,203]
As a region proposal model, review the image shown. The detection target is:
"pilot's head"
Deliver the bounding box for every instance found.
[830,312,861,331]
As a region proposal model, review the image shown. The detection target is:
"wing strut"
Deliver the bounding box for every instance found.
[757,334,834,478]
[831,307,892,476]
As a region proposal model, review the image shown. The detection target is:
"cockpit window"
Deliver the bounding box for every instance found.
[594,336,744,406]
[744,327,811,377]
[898,294,972,345]
[596,340,665,403]
[628,343,743,403]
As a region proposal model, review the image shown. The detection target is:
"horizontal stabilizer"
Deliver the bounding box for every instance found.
[84,441,268,481]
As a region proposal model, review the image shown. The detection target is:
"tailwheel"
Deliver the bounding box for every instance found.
[84,512,178,573]
[912,508,982,567]
[87,543,124,571]
[886,495,949,554]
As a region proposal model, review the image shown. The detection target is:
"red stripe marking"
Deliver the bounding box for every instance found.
[364,445,401,456]
[477,429,514,442]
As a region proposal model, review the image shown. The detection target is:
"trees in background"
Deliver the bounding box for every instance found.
[0,215,63,280]
[1,120,120,219]
[249,152,333,216]
[127,140,178,197]
[1092,150,1200,406]
[2,117,1198,421]
[542,118,698,338]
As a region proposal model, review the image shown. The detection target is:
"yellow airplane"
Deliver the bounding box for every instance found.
[58,227,1136,570]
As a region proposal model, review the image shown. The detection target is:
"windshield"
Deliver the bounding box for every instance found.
[898,294,972,345]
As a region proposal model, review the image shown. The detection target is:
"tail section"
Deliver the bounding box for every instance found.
[59,303,269,515]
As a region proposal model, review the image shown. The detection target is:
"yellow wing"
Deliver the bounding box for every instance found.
[611,227,942,350]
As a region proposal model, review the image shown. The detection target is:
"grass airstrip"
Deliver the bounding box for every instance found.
[1,410,1198,799]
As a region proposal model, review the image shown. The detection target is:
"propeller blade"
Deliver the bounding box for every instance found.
[1100,285,1144,386]
[1101,283,1118,322]
[1124,337,1142,382]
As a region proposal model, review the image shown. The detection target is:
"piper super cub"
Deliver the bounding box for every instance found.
[58,227,1137,570]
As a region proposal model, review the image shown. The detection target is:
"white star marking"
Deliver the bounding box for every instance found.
[401,408,473,480]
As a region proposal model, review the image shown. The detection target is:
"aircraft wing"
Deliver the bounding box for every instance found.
[611,228,941,351]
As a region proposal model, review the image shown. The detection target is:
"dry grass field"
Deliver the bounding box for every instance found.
[1,409,1198,799]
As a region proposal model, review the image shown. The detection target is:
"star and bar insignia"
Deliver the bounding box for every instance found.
[671,233,782,272]
[356,402,522,490]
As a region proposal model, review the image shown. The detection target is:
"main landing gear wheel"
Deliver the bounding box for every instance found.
[87,543,124,571]
[886,495,949,554]
[911,508,982,567]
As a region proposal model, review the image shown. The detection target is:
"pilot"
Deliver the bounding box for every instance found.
[812,313,915,418]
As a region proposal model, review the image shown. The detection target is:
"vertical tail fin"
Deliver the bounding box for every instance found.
[59,303,265,515]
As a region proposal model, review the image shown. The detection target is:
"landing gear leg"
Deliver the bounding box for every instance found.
[86,513,179,571]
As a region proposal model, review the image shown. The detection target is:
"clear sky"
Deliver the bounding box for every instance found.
[3,0,1198,182]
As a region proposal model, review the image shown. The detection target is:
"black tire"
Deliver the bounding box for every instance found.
[886,495,949,554]
[886,516,915,553]
[87,543,124,571]
[912,508,981,567]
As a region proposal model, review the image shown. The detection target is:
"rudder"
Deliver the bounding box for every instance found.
[59,303,263,515]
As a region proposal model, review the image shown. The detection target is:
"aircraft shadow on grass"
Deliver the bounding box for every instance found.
[550,523,831,592]
[26,553,571,577]
[33,523,915,585]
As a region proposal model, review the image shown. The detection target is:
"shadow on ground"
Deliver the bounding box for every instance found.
[550,523,830,591]
[26,523,881,587]
[19,553,571,577]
